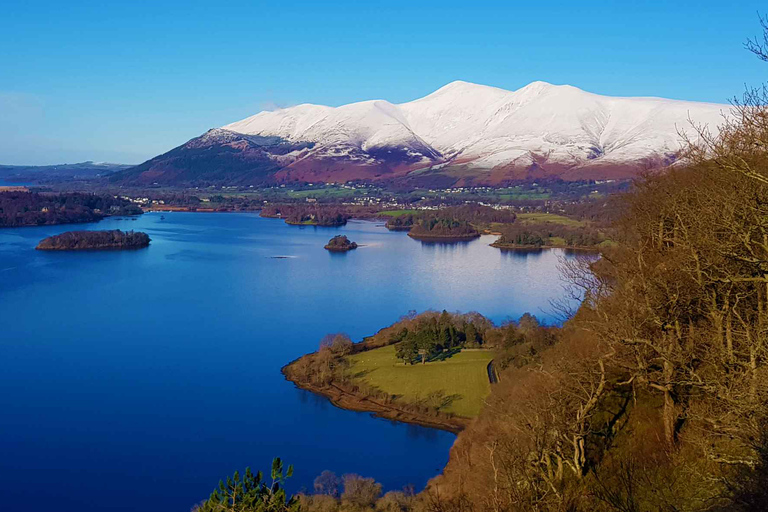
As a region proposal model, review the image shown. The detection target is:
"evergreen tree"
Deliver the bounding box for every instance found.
[197,458,299,512]
[465,323,478,345]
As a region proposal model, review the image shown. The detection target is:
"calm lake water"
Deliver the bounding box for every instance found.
[0,213,580,512]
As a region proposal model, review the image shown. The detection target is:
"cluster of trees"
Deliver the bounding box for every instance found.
[558,198,623,226]
[36,230,150,251]
[438,205,516,224]
[260,205,351,226]
[407,218,479,239]
[299,471,407,512]
[392,311,488,364]
[384,214,417,230]
[385,205,516,232]
[493,222,606,248]
[198,463,422,512]
[194,459,298,512]
[0,191,141,227]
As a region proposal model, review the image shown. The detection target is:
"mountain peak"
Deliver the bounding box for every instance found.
[514,80,579,96]
[429,80,508,96]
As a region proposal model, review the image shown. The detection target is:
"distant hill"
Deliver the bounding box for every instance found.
[112,81,728,188]
[0,161,131,184]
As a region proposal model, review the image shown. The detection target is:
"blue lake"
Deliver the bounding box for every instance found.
[0,212,579,511]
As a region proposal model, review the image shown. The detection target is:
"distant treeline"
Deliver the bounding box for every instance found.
[0,191,142,227]
[36,230,150,250]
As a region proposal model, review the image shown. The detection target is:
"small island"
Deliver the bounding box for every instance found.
[36,230,151,251]
[324,235,358,252]
[260,205,349,227]
[407,217,480,241]
[384,214,416,231]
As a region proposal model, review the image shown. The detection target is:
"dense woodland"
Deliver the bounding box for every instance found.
[36,230,150,250]
[198,23,768,512]
[0,191,142,227]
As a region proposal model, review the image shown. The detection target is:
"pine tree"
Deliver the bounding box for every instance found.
[196,458,299,512]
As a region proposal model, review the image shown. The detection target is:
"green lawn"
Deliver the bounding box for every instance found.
[346,345,494,417]
[516,212,587,227]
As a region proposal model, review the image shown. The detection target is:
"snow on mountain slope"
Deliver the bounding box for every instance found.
[224,99,441,165]
[223,80,727,176]
[116,81,728,187]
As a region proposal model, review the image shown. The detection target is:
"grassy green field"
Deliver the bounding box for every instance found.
[346,345,494,417]
[285,188,360,199]
[377,209,420,217]
[516,212,587,227]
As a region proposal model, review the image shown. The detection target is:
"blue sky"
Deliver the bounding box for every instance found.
[1,0,766,165]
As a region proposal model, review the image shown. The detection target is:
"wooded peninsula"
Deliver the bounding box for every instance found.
[283,311,554,433]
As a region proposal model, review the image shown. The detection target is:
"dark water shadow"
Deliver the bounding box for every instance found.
[498,247,546,260]
[415,238,475,246]
[416,239,473,256]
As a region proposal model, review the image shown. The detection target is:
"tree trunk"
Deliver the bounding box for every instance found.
[662,359,676,448]
[726,309,735,365]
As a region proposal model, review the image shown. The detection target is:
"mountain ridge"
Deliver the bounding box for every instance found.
[112,81,728,187]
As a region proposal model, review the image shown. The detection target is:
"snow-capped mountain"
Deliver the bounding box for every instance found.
[113,81,728,187]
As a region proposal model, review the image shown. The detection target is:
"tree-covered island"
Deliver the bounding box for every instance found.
[36,230,150,251]
[324,235,358,251]
[260,204,350,226]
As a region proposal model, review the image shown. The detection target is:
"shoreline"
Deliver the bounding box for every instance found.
[407,232,481,241]
[282,364,468,434]
[490,242,602,252]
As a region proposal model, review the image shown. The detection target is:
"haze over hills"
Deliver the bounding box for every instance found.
[0,161,130,184]
[111,81,728,187]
